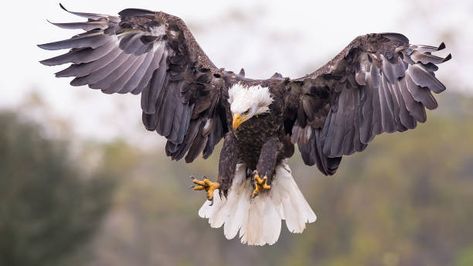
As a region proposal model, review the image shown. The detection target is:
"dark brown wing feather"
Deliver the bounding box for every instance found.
[39,5,228,162]
[287,33,451,175]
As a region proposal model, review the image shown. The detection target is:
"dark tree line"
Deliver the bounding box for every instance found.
[0,112,115,266]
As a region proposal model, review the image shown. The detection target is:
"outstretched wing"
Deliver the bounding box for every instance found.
[287,33,451,175]
[39,5,228,162]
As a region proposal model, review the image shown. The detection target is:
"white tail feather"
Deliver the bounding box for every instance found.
[198,160,316,246]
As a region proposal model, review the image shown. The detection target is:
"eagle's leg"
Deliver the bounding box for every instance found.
[218,133,239,196]
[252,137,282,198]
[191,133,238,201]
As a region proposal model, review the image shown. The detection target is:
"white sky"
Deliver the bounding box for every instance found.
[0,0,471,143]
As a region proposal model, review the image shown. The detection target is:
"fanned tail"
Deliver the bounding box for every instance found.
[198,160,316,246]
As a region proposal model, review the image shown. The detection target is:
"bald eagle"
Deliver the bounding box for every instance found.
[39,5,451,246]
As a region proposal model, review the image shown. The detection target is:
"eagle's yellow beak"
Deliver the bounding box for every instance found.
[232,113,248,130]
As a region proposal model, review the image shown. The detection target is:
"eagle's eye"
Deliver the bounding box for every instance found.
[242,109,250,115]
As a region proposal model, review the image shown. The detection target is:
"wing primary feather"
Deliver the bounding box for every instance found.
[411,51,448,65]
[157,83,178,138]
[185,131,208,163]
[329,90,348,157]
[405,74,438,110]
[379,75,396,133]
[136,45,166,98]
[341,88,356,155]
[66,48,122,81]
[38,33,108,50]
[40,50,81,66]
[392,82,416,129]
[400,77,427,122]
[381,55,396,83]
[360,85,374,144]
[391,59,406,79]
[147,54,169,114]
[59,3,108,20]
[121,45,160,93]
[108,55,147,93]
[408,64,446,93]
[48,20,107,31]
[176,106,193,144]
[118,8,156,17]
[168,101,187,143]
[72,52,132,86]
[55,39,116,65]
[386,81,403,131]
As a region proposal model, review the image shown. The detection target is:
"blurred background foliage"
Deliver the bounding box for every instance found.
[0,112,115,266]
[1,92,472,266]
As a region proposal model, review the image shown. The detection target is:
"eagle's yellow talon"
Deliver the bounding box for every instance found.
[192,177,220,201]
[251,183,260,198]
[192,185,206,191]
[252,173,271,198]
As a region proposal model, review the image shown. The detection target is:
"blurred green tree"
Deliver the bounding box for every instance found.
[0,112,115,266]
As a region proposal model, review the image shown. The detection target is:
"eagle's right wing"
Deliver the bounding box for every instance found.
[39,5,228,163]
[286,33,451,175]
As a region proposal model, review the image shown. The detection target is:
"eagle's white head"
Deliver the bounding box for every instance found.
[228,83,273,130]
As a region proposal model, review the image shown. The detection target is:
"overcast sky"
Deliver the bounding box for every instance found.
[0,0,471,143]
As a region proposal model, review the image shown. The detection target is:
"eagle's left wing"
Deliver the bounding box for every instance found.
[39,5,228,163]
[286,33,451,175]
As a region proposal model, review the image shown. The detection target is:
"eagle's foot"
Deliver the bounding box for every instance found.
[191,176,220,201]
[251,172,271,198]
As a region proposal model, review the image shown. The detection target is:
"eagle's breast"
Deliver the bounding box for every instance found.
[234,112,281,169]
[228,82,284,169]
